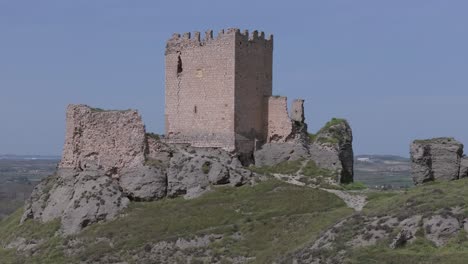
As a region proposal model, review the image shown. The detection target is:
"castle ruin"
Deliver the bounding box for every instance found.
[164,28,305,156]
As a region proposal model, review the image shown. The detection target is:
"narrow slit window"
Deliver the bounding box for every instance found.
[177,55,183,74]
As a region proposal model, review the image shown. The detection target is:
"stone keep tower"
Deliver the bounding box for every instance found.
[165,28,274,154]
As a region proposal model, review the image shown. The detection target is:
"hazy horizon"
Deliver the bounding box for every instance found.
[1,1,467,157]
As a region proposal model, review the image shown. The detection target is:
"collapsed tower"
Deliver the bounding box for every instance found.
[164,28,305,156]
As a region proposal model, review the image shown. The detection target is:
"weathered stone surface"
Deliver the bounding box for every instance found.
[119,166,167,201]
[423,214,460,247]
[290,99,305,123]
[21,169,76,223]
[309,119,354,183]
[254,142,309,167]
[266,96,294,143]
[410,137,463,184]
[61,170,130,235]
[59,104,147,177]
[167,145,251,199]
[146,135,172,164]
[22,168,129,235]
[389,215,421,249]
[410,143,434,184]
[459,156,468,178]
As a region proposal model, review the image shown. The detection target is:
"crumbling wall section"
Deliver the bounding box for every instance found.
[291,99,305,123]
[266,96,293,143]
[59,104,147,176]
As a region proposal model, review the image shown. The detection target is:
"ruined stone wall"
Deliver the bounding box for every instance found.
[291,99,305,123]
[234,30,273,153]
[165,30,236,151]
[266,96,293,143]
[59,104,147,176]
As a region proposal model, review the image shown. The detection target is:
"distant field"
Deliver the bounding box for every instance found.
[354,155,412,189]
[0,158,58,219]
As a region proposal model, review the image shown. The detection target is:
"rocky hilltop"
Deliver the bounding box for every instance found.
[19,104,354,235]
[21,105,254,234]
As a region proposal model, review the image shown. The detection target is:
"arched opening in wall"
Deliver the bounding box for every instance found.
[194,105,197,114]
[177,54,183,74]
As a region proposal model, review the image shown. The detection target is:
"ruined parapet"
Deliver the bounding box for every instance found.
[265,97,308,144]
[59,104,147,176]
[291,99,305,123]
[266,96,293,143]
[410,137,463,184]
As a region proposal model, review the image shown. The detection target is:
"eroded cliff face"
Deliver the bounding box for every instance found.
[59,104,147,177]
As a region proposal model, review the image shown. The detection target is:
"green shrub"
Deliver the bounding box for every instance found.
[146,133,160,141]
[202,161,211,174]
[342,181,367,190]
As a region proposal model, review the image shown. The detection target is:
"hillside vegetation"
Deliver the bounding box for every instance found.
[0,180,352,263]
[3,173,468,263]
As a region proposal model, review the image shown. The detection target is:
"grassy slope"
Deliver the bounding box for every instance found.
[0,180,353,264]
[345,178,468,264]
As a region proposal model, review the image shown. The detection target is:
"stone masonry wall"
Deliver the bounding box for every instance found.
[266,96,293,143]
[165,30,236,151]
[59,104,147,176]
[234,30,273,153]
[165,28,273,155]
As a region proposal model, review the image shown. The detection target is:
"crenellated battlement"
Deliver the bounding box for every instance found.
[165,28,273,54]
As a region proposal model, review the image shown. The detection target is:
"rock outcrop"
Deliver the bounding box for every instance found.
[410,137,464,184]
[22,167,130,235]
[21,105,253,234]
[254,117,354,184]
[309,118,354,183]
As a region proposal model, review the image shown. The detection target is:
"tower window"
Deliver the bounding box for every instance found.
[177,55,183,74]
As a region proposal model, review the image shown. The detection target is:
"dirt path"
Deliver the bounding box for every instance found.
[320,189,367,211]
[272,173,367,212]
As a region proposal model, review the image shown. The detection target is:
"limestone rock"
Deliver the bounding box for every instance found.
[22,168,129,235]
[61,170,129,235]
[59,104,147,177]
[423,214,460,247]
[410,142,434,184]
[167,145,251,198]
[119,166,167,201]
[208,162,230,184]
[254,142,309,167]
[459,156,468,178]
[389,215,421,249]
[21,169,76,223]
[309,118,354,183]
[410,137,463,184]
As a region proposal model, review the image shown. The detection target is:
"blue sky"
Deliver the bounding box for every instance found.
[0,0,467,156]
